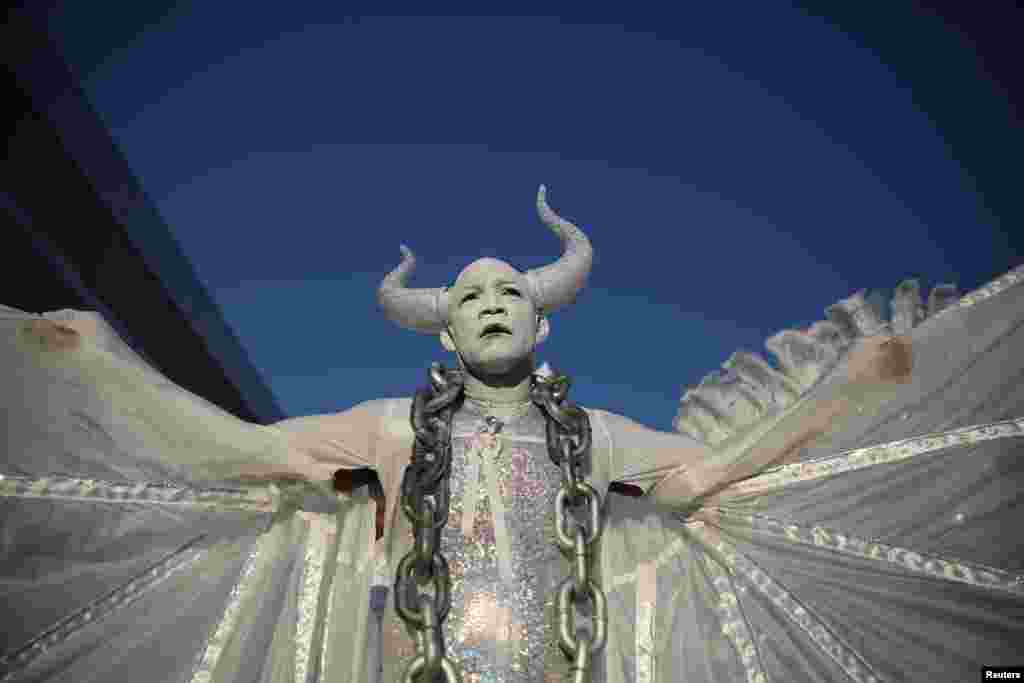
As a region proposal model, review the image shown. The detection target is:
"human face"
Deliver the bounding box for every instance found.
[441,258,547,375]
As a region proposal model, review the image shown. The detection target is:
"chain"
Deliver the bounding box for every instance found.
[396,364,606,683]
[531,372,607,683]
[396,362,463,683]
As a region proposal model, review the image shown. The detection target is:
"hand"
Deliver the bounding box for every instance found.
[845,334,913,386]
[21,318,83,352]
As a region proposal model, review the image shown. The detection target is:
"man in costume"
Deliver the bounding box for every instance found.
[220,186,906,682]
[4,187,1021,683]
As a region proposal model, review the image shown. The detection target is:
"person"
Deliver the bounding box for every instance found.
[3,188,1022,683]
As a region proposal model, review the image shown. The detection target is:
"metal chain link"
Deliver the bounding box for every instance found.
[395,364,606,683]
[396,362,463,683]
[532,373,607,683]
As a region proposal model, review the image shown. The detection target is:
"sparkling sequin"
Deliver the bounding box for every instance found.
[295,512,334,683]
[721,417,1024,497]
[0,538,206,680]
[383,403,589,682]
[930,262,1024,319]
[0,474,275,512]
[696,529,885,683]
[189,538,267,683]
[707,509,1024,595]
[697,555,766,683]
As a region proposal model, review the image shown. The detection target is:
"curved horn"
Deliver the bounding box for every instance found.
[525,185,594,313]
[376,245,449,334]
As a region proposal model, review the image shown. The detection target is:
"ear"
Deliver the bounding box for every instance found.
[535,316,550,345]
[440,327,457,352]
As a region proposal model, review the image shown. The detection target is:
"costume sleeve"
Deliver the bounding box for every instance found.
[594,328,921,511]
[3,306,321,485]
[593,409,710,504]
[270,400,388,472]
[3,305,383,683]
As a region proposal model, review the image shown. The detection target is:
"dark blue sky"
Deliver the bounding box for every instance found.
[45,4,1021,430]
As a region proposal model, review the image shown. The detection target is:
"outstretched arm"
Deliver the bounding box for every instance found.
[10,314,340,484]
[605,335,913,510]
[642,394,848,509]
[268,399,399,481]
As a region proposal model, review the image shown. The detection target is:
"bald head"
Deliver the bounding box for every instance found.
[454,258,529,292]
[441,256,549,375]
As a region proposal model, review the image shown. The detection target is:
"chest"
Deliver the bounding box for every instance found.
[383,405,608,555]
[447,405,601,498]
[381,405,609,681]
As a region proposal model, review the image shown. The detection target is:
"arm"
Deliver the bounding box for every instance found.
[644,396,848,508]
[11,315,342,484]
[608,335,913,509]
[596,409,712,508]
[267,399,394,482]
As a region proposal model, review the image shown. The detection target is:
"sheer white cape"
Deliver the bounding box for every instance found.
[2,265,1023,682]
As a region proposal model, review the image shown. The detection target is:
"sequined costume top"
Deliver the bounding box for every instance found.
[381,401,611,683]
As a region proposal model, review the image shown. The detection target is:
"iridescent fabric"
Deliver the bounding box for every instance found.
[381,402,611,683]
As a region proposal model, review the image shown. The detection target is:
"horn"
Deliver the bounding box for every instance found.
[376,244,449,334]
[525,185,594,313]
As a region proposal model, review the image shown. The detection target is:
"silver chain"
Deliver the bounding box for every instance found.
[395,363,606,683]
[532,371,607,683]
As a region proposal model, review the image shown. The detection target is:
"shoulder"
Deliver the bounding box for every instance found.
[581,407,618,448]
[583,407,633,433]
[377,397,414,443]
[348,397,414,438]
[360,396,412,417]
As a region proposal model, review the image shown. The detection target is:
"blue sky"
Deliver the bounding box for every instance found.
[45,5,1020,430]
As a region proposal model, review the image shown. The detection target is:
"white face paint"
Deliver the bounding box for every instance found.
[440,258,549,376]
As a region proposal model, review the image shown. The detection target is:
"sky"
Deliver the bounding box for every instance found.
[44,4,1021,431]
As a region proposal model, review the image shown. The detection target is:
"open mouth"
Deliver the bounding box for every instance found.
[479,323,513,339]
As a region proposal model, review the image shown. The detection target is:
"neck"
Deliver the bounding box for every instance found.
[461,356,535,406]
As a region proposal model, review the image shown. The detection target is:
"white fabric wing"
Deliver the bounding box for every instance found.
[0,306,377,683]
[3,262,1024,683]
[598,266,1024,683]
